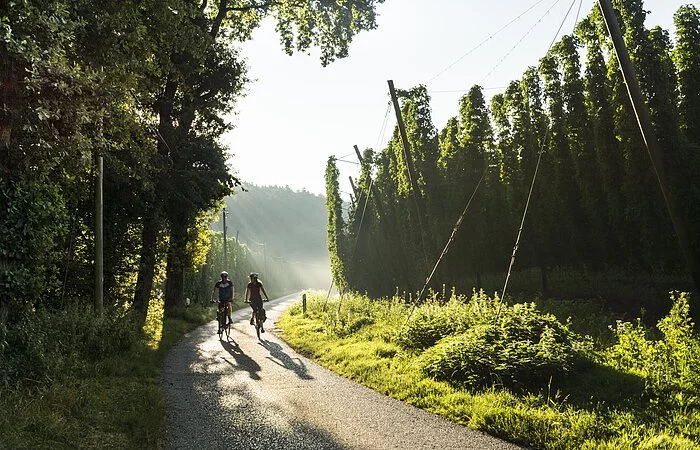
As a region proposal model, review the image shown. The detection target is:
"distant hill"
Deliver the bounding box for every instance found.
[211,185,331,289]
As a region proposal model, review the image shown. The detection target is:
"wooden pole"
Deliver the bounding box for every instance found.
[388,80,422,209]
[348,176,359,199]
[598,0,700,294]
[94,155,103,315]
[353,144,363,163]
[387,80,430,265]
[222,207,228,271]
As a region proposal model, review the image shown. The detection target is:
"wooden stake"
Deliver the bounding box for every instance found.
[94,155,103,315]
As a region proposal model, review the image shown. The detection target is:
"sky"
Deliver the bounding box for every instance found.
[222,0,694,199]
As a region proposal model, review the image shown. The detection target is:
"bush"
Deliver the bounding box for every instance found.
[0,304,139,389]
[607,292,700,398]
[418,301,590,390]
[398,291,493,350]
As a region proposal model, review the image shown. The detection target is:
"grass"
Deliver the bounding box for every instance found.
[277,291,700,450]
[0,300,216,449]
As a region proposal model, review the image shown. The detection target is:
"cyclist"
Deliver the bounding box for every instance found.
[245,272,269,333]
[211,271,234,327]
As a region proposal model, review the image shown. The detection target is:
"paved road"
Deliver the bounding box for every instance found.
[164,293,523,450]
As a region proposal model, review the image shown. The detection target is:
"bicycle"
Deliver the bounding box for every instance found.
[247,299,268,340]
[214,301,232,340]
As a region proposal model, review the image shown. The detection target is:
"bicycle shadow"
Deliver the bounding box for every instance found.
[260,340,313,380]
[220,339,262,381]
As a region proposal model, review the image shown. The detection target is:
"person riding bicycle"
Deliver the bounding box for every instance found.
[245,272,269,333]
[211,271,234,327]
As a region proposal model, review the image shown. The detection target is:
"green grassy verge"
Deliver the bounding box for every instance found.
[277,291,700,450]
[0,300,217,449]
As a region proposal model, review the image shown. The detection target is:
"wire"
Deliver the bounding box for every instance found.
[427,0,549,84]
[573,0,584,33]
[335,151,355,160]
[479,0,566,85]
[374,102,392,152]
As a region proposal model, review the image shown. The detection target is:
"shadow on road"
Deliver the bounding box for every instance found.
[260,340,313,380]
[220,339,262,380]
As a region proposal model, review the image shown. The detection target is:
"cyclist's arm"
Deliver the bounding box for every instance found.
[228,287,234,303]
[245,286,250,302]
[261,285,269,301]
[210,284,218,302]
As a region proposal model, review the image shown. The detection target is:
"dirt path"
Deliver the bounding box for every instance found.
[163,293,523,449]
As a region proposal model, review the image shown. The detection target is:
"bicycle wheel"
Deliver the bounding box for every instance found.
[217,309,224,339]
[255,309,261,340]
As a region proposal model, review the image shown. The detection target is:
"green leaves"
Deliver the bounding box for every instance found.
[407,293,589,391]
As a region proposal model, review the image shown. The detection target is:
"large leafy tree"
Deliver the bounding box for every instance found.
[134,0,385,313]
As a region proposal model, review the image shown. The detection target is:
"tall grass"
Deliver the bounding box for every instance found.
[0,300,214,449]
[278,290,700,449]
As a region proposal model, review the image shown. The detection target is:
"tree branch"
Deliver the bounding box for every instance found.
[224,1,275,13]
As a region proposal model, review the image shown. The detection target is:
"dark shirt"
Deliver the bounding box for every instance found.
[215,280,234,302]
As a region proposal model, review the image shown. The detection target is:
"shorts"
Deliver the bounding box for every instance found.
[249,298,263,311]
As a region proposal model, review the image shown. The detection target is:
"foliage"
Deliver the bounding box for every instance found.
[397,291,483,350]
[326,1,700,321]
[325,156,349,291]
[0,303,138,391]
[2,0,384,444]
[607,292,700,398]
[278,291,700,449]
[0,295,213,449]
[397,292,591,390]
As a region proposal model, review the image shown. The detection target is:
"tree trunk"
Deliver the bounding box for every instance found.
[164,217,188,313]
[133,212,159,325]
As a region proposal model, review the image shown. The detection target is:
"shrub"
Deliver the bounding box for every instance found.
[397,291,493,349]
[418,301,590,390]
[607,292,700,398]
[0,304,139,389]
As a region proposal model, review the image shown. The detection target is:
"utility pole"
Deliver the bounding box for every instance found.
[598,0,700,294]
[353,144,363,163]
[94,155,103,315]
[235,229,239,277]
[222,207,228,271]
[388,80,423,211]
[387,80,430,266]
[348,176,359,199]
[262,242,268,278]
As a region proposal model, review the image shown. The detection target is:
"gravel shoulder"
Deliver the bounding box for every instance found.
[164,293,524,450]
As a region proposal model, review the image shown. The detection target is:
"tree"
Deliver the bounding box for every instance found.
[325,157,348,292]
[134,0,385,313]
[672,5,700,257]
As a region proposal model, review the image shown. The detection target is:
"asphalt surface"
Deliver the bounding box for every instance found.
[163,293,524,450]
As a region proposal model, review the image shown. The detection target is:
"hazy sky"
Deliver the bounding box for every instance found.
[223,0,694,198]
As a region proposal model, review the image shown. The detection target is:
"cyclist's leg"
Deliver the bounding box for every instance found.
[225,302,233,325]
[252,299,264,333]
[218,302,226,330]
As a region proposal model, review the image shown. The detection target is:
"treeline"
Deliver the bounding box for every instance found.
[186,185,332,302]
[214,185,329,264]
[326,2,700,305]
[0,0,381,351]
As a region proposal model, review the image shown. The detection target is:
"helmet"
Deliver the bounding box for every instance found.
[249,272,258,279]
[220,271,228,278]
